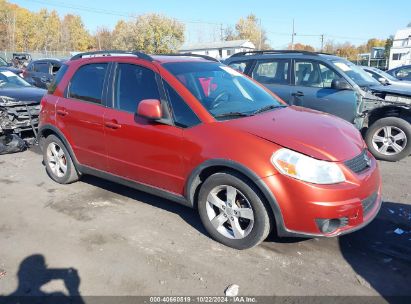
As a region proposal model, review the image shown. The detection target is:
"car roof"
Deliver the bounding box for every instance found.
[225,51,342,62]
[31,58,65,63]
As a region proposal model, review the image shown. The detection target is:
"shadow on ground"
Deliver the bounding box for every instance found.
[0,254,84,304]
[80,175,208,236]
[339,201,411,302]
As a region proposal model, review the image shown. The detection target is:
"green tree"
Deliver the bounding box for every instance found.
[289,43,315,52]
[385,36,393,58]
[234,14,270,50]
[61,14,92,51]
[112,20,134,50]
[94,27,113,50]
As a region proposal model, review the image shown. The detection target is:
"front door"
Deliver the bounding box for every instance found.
[291,60,358,123]
[104,62,185,194]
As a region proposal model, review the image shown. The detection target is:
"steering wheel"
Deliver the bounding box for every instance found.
[210,91,229,109]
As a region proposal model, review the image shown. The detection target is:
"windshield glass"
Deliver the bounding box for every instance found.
[374,68,398,82]
[0,57,8,66]
[332,60,380,87]
[163,62,284,119]
[0,71,31,88]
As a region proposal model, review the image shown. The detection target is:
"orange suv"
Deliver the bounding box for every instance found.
[38,51,382,249]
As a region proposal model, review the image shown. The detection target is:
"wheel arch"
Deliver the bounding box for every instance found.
[38,124,80,168]
[367,105,411,127]
[185,159,286,235]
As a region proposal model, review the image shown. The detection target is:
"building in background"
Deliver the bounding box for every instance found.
[179,40,255,59]
[389,28,411,69]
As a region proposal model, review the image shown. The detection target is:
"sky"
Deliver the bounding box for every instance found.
[8,0,411,49]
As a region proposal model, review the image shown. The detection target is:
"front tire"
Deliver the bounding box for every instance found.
[43,135,79,184]
[198,172,271,249]
[365,117,411,161]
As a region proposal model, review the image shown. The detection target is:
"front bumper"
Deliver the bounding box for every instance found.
[262,152,382,238]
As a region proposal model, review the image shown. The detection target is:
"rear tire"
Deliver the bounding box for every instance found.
[43,135,79,184]
[365,117,411,162]
[198,172,271,249]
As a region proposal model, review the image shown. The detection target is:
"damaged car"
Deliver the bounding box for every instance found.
[224,50,411,161]
[0,70,45,137]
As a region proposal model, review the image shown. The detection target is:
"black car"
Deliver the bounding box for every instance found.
[0,56,23,76]
[224,50,411,161]
[23,58,65,89]
[0,70,46,135]
[386,65,411,82]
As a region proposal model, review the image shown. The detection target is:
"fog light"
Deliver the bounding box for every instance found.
[316,218,341,234]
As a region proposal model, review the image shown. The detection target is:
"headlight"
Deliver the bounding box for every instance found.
[271,148,345,184]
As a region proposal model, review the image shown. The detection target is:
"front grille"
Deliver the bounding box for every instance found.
[344,150,370,174]
[362,192,378,217]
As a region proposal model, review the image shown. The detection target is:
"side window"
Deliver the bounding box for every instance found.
[68,63,108,104]
[164,82,201,128]
[51,63,61,74]
[319,63,341,88]
[48,64,68,94]
[34,63,50,73]
[228,61,250,73]
[295,61,340,88]
[114,64,160,113]
[252,60,290,84]
[396,67,411,78]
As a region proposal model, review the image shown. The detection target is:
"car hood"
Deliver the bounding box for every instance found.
[0,66,23,75]
[0,87,46,104]
[223,106,365,162]
[369,84,411,97]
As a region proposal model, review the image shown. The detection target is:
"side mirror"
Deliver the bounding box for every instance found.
[331,79,352,90]
[137,99,162,120]
[378,77,389,85]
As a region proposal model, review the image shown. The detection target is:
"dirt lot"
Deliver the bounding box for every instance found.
[0,147,410,300]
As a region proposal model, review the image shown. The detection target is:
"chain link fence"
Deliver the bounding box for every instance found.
[1,50,74,61]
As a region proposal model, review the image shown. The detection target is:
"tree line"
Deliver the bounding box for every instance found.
[0,0,185,53]
[0,0,404,58]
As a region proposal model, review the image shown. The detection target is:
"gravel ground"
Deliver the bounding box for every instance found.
[0,147,410,301]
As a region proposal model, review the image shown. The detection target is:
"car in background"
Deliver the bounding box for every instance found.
[38,51,382,249]
[23,59,65,89]
[361,66,411,87]
[0,56,23,77]
[224,50,411,161]
[0,70,46,135]
[387,65,411,81]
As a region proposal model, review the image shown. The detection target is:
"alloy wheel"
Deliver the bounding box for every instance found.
[372,126,407,156]
[205,185,254,239]
[46,142,67,178]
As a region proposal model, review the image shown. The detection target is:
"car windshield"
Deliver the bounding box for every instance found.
[0,71,31,88]
[332,60,380,88]
[0,57,8,67]
[163,62,284,119]
[373,68,398,82]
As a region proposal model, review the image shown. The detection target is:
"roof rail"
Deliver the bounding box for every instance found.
[70,50,153,61]
[161,53,220,62]
[230,49,326,58]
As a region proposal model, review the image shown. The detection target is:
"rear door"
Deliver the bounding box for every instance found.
[104,62,186,194]
[250,58,292,102]
[291,59,358,123]
[32,62,51,88]
[56,62,109,171]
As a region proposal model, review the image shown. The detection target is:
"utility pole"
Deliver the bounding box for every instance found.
[220,23,224,41]
[320,34,324,52]
[291,19,295,50]
[259,18,262,50]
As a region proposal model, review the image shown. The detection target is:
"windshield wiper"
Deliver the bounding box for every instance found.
[214,112,251,119]
[252,104,286,115]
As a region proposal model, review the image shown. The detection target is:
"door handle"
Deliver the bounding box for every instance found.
[292,91,304,97]
[105,120,122,129]
[57,109,68,116]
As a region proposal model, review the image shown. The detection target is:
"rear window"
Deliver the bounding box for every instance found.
[48,64,68,94]
[68,63,108,104]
